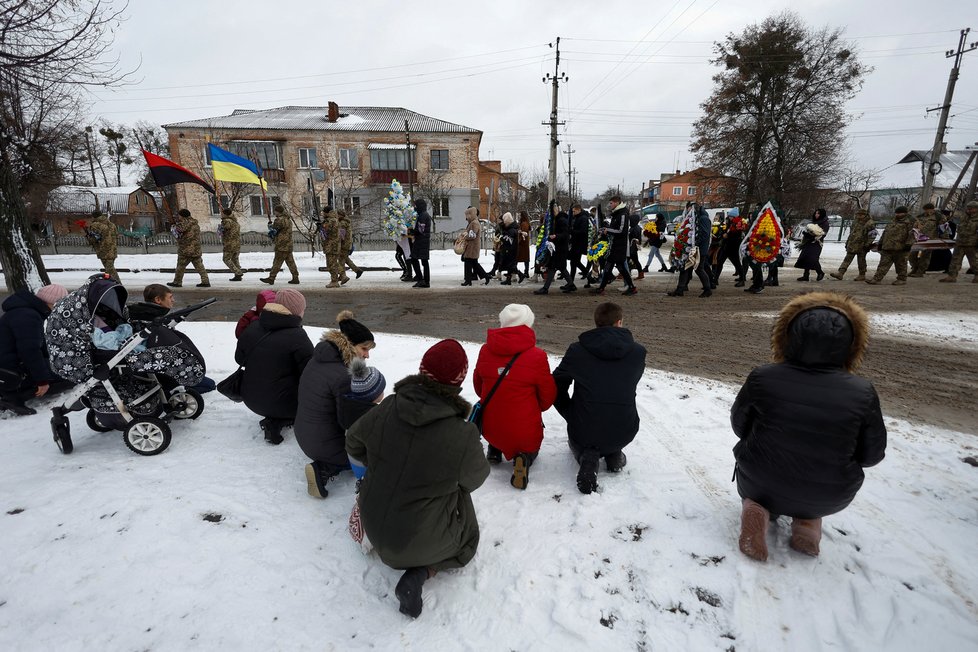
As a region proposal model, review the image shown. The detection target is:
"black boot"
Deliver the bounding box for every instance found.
[260,418,285,445]
[395,567,428,618]
[577,450,600,495]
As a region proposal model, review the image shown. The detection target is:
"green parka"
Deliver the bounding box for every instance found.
[174,214,202,257]
[270,213,293,253]
[346,374,490,571]
[220,214,241,252]
[879,214,915,253]
[86,214,117,260]
[845,213,876,254]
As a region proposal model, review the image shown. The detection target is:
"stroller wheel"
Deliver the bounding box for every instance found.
[167,388,204,420]
[51,417,73,455]
[123,417,172,456]
[86,410,114,433]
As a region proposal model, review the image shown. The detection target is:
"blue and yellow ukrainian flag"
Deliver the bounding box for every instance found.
[207,143,267,189]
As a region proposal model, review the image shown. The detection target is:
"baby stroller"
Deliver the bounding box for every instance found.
[44,274,215,456]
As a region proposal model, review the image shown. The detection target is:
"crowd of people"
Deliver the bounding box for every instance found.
[77,196,978,293]
[1,272,889,618]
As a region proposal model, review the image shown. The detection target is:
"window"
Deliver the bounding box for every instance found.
[249,195,281,216]
[298,147,317,169]
[687,186,697,196]
[433,197,449,217]
[339,148,358,170]
[672,186,683,196]
[369,148,414,170]
[209,194,231,215]
[343,196,361,215]
[302,195,322,215]
[430,149,449,171]
[206,141,283,170]
[704,186,714,195]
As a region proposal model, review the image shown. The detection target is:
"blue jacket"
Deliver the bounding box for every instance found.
[0,290,56,384]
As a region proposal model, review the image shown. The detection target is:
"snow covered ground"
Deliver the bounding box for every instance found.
[2,321,977,651]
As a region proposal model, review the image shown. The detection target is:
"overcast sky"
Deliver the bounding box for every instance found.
[87,0,978,197]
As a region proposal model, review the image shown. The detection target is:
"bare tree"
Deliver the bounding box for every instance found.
[691,12,869,217]
[0,0,131,290]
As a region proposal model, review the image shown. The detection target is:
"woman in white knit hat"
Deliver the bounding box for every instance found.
[472,304,556,489]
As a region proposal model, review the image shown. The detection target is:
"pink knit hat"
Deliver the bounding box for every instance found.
[275,289,306,318]
[36,284,68,306]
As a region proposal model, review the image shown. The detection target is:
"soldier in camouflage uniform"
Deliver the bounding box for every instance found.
[261,205,299,285]
[321,207,343,288]
[338,209,363,284]
[220,208,244,281]
[830,208,875,281]
[85,210,119,282]
[168,208,209,288]
[866,206,915,286]
[939,200,978,284]
[908,202,941,277]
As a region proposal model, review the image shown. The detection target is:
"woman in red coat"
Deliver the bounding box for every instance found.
[473,304,556,490]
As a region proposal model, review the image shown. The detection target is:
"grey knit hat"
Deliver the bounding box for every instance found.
[348,357,386,402]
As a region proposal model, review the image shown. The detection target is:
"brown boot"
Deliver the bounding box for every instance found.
[939,275,957,283]
[865,278,880,285]
[789,517,822,556]
[892,279,907,286]
[739,498,769,562]
[829,272,844,280]
[853,275,866,281]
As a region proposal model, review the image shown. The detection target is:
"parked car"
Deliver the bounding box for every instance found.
[665,216,683,235]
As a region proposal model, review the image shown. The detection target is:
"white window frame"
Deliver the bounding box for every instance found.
[687,186,697,196]
[672,186,683,196]
[339,148,358,170]
[210,194,231,215]
[433,197,450,218]
[343,196,361,215]
[298,147,318,169]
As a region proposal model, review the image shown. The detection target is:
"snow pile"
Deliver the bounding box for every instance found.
[1,323,976,651]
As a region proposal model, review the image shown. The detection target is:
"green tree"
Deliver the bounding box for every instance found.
[690,12,869,217]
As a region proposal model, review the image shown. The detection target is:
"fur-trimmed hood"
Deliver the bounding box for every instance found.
[771,292,869,371]
[393,373,472,424]
[318,328,358,365]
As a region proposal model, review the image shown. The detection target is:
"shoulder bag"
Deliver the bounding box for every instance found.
[468,352,521,433]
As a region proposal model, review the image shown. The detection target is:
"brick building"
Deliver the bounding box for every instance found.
[163,102,483,233]
[43,185,164,235]
[477,160,525,223]
[657,167,737,211]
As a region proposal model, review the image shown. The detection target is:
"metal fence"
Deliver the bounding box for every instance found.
[35,229,473,255]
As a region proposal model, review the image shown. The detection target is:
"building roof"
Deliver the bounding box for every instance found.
[887,150,975,189]
[660,167,732,184]
[164,105,482,135]
[46,186,163,214]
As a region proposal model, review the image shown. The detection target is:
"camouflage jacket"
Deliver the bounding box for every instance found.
[220,215,241,251]
[174,215,202,258]
[86,215,117,260]
[879,215,915,252]
[914,211,941,239]
[845,215,876,253]
[270,214,293,253]
[339,215,354,253]
[322,211,342,256]
[956,211,978,247]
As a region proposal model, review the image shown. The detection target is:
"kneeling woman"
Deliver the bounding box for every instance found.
[346,340,489,618]
[731,292,886,561]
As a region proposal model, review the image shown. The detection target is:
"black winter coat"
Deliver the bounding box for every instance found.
[294,331,354,468]
[553,326,646,455]
[410,210,432,259]
[235,309,313,420]
[606,206,630,262]
[570,211,590,252]
[731,303,886,519]
[0,291,56,384]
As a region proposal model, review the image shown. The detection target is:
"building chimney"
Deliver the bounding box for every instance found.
[327,101,339,123]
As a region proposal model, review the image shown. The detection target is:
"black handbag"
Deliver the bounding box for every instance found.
[468,352,521,433]
[218,331,272,403]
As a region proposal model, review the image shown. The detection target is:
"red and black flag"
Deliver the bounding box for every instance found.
[142,150,215,195]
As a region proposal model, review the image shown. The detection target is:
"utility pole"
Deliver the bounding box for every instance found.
[920,28,977,207]
[404,119,414,197]
[543,37,568,204]
[564,144,575,203]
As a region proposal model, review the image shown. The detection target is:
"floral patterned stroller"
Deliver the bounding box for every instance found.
[44,274,215,456]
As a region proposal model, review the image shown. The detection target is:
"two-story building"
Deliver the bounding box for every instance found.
[163,102,483,233]
[43,185,165,235]
[657,167,737,211]
[477,160,525,222]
